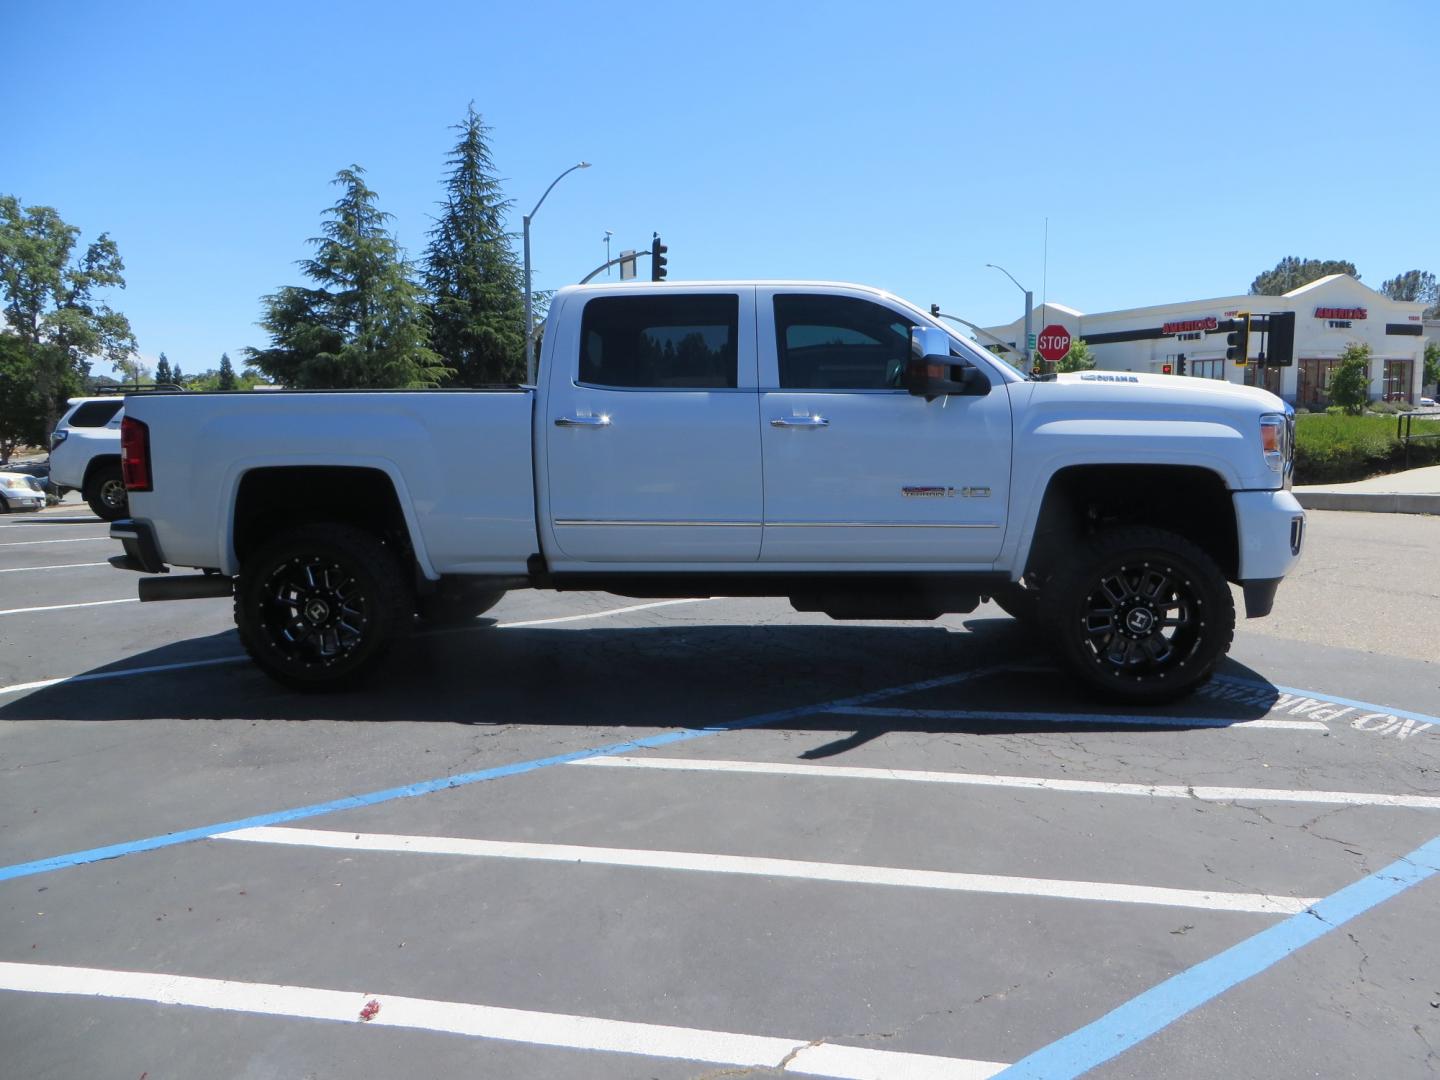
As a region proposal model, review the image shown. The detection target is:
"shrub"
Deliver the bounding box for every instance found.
[1328,343,1372,415]
[1293,412,1440,483]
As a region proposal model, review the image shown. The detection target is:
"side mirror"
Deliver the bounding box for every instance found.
[904,327,990,400]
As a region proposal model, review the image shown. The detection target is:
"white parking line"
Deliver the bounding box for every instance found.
[495,598,709,628]
[0,562,109,573]
[828,705,1328,732]
[0,522,106,530]
[0,961,1007,1079]
[0,536,111,547]
[573,757,1440,810]
[219,826,1318,914]
[0,597,137,617]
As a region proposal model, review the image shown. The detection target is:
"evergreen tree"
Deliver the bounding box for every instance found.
[171,361,185,387]
[424,106,526,385]
[155,352,172,385]
[247,166,448,389]
[217,352,236,390]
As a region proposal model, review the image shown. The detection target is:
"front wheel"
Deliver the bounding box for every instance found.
[85,464,128,521]
[1038,526,1234,705]
[234,523,410,691]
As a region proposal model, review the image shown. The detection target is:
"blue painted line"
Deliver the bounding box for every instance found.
[996,833,1440,1079]
[1211,674,1440,726]
[0,665,1002,884]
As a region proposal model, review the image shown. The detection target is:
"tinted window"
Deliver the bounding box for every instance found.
[774,294,915,390]
[67,401,124,427]
[579,295,738,389]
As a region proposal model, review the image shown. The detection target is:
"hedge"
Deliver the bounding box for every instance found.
[1293,413,1440,484]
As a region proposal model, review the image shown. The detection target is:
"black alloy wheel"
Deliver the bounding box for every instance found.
[235,523,409,691]
[1040,526,1234,704]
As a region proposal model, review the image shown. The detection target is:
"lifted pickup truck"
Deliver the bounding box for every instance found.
[111,281,1304,702]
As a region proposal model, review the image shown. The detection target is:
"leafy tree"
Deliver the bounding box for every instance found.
[1380,269,1439,317]
[155,352,172,385]
[424,106,526,385]
[1329,342,1372,415]
[1424,340,1439,390]
[247,167,447,389]
[0,195,136,434]
[1053,338,1096,373]
[217,352,237,390]
[1250,257,1359,296]
[0,335,49,462]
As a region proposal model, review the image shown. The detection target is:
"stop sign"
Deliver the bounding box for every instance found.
[1036,324,1072,363]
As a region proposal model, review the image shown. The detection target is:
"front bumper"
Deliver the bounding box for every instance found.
[109,518,167,574]
[2,493,44,511]
[1233,489,1305,616]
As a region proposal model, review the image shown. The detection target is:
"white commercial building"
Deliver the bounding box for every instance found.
[984,275,1429,407]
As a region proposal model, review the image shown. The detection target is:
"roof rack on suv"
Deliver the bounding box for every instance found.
[92,383,185,395]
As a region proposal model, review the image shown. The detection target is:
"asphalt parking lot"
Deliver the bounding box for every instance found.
[1,504,1438,1079]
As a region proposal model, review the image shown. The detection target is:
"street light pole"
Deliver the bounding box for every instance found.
[986,263,1033,371]
[522,161,590,383]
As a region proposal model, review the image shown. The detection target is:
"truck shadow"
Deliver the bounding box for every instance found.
[0,617,1280,736]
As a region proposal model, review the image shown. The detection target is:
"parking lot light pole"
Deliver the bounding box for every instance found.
[523,161,591,383]
[986,263,1033,371]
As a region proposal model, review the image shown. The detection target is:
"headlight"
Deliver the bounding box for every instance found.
[0,478,24,491]
[1259,413,1288,473]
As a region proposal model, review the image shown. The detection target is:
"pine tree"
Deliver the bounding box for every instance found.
[217,352,236,390]
[155,353,172,385]
[424,106,526,386]
[247,166,448,388]
[171,361,184,387]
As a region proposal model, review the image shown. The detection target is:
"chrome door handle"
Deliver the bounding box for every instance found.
[554,415,611,427]
[770,415,830,428]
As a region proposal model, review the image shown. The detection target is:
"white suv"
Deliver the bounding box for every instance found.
[49,396,127,519]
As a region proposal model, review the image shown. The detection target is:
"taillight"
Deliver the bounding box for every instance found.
[120,416,152,491]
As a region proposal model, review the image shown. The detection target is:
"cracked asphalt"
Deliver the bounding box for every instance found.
[0,505,1437,1078]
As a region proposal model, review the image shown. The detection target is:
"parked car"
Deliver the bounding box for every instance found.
[0,471,46,513]
[113,280,1305,704]
[49,396,127,519]
[1421,396,1437,408]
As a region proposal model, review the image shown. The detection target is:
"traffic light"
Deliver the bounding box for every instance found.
[1266,311,1296,367]
[1177,354,1187,376]
[1162,363,1173,375]
[1226,312,1251,366]
[650,234,668,281]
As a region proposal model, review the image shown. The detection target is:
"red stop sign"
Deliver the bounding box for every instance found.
[1036,324,1072,363]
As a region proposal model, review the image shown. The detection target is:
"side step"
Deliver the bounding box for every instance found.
[138,575,234,602]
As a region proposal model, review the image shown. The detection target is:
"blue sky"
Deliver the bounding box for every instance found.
[6,0,1435,376]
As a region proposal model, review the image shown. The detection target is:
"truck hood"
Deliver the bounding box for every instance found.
[1039,371,1287,415]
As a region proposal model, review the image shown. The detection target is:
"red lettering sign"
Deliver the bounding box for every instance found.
[1313,307,1367,320]
[1162,317,1218,335]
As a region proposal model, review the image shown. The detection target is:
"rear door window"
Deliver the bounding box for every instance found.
[66,401,124,427]
[579,295,739,389]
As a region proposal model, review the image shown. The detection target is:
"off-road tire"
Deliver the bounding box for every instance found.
[1038,526,1234,705]
[85,464,128,521]
[234,523,410,691]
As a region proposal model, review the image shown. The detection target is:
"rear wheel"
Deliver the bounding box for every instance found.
[1039,526,1234,705]
[234,523,410,691]
[85,464,128,521]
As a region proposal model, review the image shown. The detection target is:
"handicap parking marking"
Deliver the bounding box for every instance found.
[0,961,1009,1080]
[1203,675,1438,739]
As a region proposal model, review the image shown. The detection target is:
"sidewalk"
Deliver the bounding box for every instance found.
[1294,463,1440,515]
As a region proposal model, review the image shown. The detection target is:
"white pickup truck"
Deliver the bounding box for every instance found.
[111,281,1304,702]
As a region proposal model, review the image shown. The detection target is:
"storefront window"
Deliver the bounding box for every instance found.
[1189,359,1226,381]
[1298,358,1344,408]
[1382,360,1413,404]
[1243,364,1282,395]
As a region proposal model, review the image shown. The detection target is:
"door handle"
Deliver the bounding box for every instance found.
[554,415,612,427]
[770,415,829,428]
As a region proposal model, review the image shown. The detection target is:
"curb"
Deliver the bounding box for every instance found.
[1294,491,1440,515]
